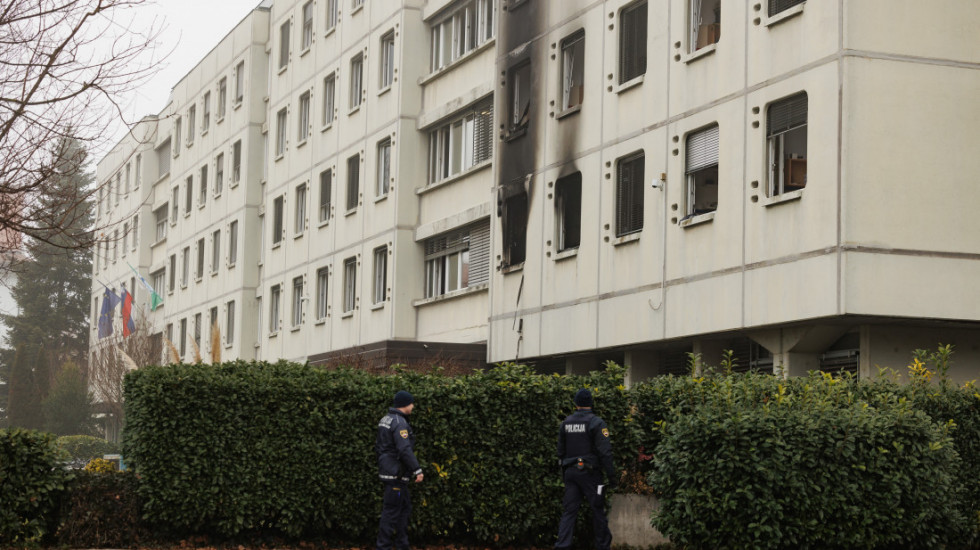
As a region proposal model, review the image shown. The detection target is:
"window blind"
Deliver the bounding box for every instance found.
[767,92,808,137]
[686,124,719,173]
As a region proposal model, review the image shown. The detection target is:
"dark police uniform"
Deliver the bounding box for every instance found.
[376,407,422,550]
[555,408,615,550]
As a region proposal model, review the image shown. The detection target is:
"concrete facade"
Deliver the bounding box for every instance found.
[91,0,980,382]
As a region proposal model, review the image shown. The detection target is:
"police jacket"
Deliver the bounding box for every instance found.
[376,407,422,482]
[557,409,615,483]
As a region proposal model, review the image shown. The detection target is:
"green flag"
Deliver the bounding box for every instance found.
[127,262,163,311]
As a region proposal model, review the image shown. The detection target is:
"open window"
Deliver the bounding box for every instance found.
[508,61,531,135]
[559,31,585,113]
[685,124,719,216]
[767,92,807,196]
[555,172,581,252]
[689,0,720,53]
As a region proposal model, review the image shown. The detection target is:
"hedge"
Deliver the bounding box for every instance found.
[647,374,973,549]
[56,470,141,548]
[0,428,73,545]
[122,361,630,544]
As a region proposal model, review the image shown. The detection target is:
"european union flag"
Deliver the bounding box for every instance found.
[97,286,121,339]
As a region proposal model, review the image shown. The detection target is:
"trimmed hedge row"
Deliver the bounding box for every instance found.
[118,361,980,548]
[0,428,73,545]
[122,361,630,544]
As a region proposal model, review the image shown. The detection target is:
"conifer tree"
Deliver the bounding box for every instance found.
[42,361,95,436]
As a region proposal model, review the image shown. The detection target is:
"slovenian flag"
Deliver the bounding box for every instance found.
[127,262,163,311]
[97,286,121,339]
[121,288,136,336]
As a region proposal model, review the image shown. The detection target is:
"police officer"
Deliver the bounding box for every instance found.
[376,390,424,550]
[555,388,616,550]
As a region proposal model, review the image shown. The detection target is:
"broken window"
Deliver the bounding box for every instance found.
[560,31,585,112]
[690,0,720,53]
[555,172,582,252]
[685,124,719,216]
[767,92,807,196]
[508,61,531,134]
[501,187,528,267]
[769,0,805,16]
[616,152,645,236]
[619,1,647,84]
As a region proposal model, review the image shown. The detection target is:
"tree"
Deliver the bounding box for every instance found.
[6,345,45,429]
[42,361,96,435]
[0,0,161,272]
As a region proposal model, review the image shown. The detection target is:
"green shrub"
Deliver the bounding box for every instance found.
[122,360,629,544]
[56,434,119,465]
[0,428,74,545]
[648,374,971,549]
[56,469,141,548]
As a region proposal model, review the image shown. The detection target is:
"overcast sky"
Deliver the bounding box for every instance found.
[107,0,264,150]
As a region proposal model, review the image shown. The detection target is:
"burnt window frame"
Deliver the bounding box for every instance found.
[555,172,582,252]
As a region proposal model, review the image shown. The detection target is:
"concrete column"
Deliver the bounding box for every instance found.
[624,350,659,387]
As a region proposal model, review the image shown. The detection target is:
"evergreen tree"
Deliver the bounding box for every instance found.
[2,137,94,427]
[6,345,44,429]
[42,361,95,436]
[3,138,93,365]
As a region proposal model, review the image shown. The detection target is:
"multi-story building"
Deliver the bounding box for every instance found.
[91,0,980,383]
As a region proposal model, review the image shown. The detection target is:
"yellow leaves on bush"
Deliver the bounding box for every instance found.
[83,457,118,474]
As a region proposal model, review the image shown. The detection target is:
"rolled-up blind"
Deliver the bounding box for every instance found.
[768,0,806,17]
[686,124,719,173]
[767,92,808,137]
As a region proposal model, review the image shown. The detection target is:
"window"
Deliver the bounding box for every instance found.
[685,124,719,216]
[125,163,131,194]
[196,238,205,279]
[769,0,805,16]
[226,301,235,344]
[168,254,176,292]
[343,257,357,312]
[508,62,531,133]
[152,269,165,303]
[171,186,179,223]
[325,0,338,30]
[295,183,307,235]
[270,284,282,333]
[209,306,218,347]
[690,0,721,53]
[352,0,364,9]
[501,190,527,267]
[156,139,171,178]
[235,61,245,103]
[187,105,196,145]
[349,54,363,110]
[131,214,138,251]
[424,220,489,297]
[380,31,394,89]
[181,246,190,287]
[276,108,288,156]
[166,323,173,348]
[279,20,291,69]
[302,2,314,49]
[428,98,493,184]
[112,229,118,261]
[318,169,332,223]
[229,220,239,266]
[174,116,182,155]
[218,77,227,118]
[298,92,310,142]
[555,172,582,252]
[215,153,224,195]
[315,267,328,319]
[559,31,585,112]
[619,1,647,84]
[376,138,391,197]
[430,0,496,72]
[616,152,644,236]
[212,229,221,273]
[155,205,167,241]
[185,176,193,214]
[272,196,284,245]
[346,154,360,211]
[122,223,129,258]
[134,154,141,188]
[194,313,201,348]
[373,246,387,304]
[115,173,121,204]
[767,92,807,197]
[292,276,304,327]
[200,165,208,206]
[179,318,187,357]
[232,140,242,184]
[322,74,336,126]
[203,92,211,132]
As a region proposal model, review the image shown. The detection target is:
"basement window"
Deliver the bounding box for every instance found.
[685,124,719,217]
[767,92,807,197]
